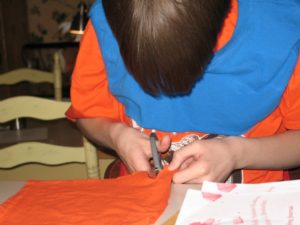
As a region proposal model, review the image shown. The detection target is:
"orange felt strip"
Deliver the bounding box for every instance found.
[0,168,174,225]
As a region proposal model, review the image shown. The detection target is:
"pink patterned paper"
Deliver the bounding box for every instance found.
[201,192,222,201]
[217,183,237,192]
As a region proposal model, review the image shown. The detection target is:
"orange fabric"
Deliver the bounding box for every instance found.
[0,169,174,225]
[66,0,300,184]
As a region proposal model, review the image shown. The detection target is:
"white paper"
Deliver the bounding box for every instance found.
[176,180,300,225]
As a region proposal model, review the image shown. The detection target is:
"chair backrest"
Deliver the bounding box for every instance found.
[0,52,62,101]
[0,96,100,179]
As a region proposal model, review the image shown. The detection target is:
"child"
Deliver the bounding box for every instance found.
[67,0,300,184]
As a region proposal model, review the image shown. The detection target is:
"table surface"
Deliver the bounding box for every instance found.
[0,181,201,224]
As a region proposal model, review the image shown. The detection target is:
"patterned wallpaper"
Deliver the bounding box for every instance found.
[27,0,93,43]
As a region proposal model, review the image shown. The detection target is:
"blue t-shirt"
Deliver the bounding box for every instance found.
[90,0,300,135]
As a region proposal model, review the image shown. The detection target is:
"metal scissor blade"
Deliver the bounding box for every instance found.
[149,132,163,171]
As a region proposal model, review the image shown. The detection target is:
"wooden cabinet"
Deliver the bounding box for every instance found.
[0,0,29,73]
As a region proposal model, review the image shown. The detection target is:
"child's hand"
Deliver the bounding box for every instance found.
[168,136,242,184]
[113,126,171,173]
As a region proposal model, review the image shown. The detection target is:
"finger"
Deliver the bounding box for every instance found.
[178,157,194,170]
[172,161,208,184]
[157,135,171,153]
[185,171,224,184]
[168,145,199,170]
[121,156,151,173]
[184,176,209,184]
[135,159,152,172]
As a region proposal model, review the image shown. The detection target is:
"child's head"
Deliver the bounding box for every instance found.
[103,0,231,96]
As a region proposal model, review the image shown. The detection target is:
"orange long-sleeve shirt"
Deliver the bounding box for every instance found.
[66,0,300,183]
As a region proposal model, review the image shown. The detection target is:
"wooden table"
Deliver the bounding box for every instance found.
[0,181,201,224]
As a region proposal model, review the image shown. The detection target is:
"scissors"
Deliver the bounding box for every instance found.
[149,132,163,177]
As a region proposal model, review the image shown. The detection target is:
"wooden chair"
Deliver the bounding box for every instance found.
[0,96,100,179]
[0,52,62,101]
[0,52,62,130]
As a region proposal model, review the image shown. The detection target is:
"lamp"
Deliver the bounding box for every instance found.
[69,2,88,35]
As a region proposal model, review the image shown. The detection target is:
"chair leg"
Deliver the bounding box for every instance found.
[83,137,100,179]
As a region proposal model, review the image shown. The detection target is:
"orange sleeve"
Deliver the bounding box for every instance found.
[66,21,126,122]
[243,57,300,184]
[280,56,300,130]
[245,57,300,138]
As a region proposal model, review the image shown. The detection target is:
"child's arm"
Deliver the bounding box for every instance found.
[169,130,300,184]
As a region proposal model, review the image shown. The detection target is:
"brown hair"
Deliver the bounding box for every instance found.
[103,0,231,96]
